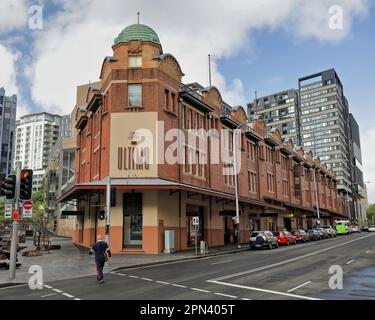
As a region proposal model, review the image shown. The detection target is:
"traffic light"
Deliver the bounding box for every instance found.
[20,169,33,201]
[0,175,16,200]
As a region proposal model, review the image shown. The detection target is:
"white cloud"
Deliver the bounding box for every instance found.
[27,0,370,114]
[362,127,375,204]
[0,0,29,33]
[0,45,19,94]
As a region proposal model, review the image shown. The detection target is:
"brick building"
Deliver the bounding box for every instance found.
[58,23,346,254]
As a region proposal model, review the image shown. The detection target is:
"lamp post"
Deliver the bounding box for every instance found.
[233,121,251,249]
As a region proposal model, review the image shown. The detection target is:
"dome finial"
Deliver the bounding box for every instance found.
[137,12,140,24]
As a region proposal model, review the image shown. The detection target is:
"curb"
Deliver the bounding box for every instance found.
[111,246,249,272]
[0,282,26,289]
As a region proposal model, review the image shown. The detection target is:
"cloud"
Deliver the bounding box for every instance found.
[0,45,19,94]
[0,0,29,34]
[26,0,370,114]
[362,127,375,203]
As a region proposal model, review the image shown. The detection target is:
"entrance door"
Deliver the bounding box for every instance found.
[123,193,143,248]
[186,205,204,247]
[284,218,292,231]
[224,216,234,245]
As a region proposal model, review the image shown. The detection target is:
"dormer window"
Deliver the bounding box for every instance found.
[128,55,142,68]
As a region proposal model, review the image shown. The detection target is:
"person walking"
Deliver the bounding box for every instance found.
[89,234,111,284]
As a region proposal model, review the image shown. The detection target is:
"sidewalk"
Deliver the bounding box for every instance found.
[0,238,249,286]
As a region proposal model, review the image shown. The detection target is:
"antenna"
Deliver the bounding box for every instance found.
[208,54,212,87]
[137,12,140,24]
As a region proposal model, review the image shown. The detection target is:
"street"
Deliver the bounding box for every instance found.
[0,233,374,300]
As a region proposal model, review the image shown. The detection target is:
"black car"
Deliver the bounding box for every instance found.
[249,231,279,250]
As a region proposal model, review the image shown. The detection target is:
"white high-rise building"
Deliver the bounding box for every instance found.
[14,112,62,192]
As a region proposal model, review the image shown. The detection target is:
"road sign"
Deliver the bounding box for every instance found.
[22,208,33,219]
[23,200,33,211]
[192,216,199,226]
[12,210,20,221]
[5,203,12,219]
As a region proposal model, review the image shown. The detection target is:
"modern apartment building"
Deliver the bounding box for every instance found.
[248,89,300,146]
[14,112,62,192]
[0,87,17,181]
[57,23,346,254]
[298,69,352,194]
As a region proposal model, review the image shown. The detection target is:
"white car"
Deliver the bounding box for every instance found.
[368,225,375,232]
[321,226,337,237]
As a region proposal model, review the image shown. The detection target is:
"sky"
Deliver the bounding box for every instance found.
[0,0,374,202]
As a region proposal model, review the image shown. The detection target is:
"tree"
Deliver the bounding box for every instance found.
[367,204,375,224]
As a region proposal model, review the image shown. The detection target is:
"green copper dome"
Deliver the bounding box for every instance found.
[114,24,161,46]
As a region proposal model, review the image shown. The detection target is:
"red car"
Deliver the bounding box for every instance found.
[274,231,297,246]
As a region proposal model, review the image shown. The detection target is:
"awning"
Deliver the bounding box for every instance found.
[57,178,285,211]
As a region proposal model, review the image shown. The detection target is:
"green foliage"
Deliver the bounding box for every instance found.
[367,203,375,222]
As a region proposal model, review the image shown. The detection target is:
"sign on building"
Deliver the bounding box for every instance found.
[192,216,199,226]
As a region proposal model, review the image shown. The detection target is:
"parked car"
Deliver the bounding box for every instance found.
[274,231,297,246]
[249,231,278,249]
[314,228,327,239]
[307,229,321,241]
[361,226,369,232]
[368,225,375,232]
[351,226,361,233]
[317,227,331,239]
[321,226,337,237]
[292,229,310,243]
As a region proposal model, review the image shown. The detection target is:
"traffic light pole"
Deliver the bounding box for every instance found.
[9,162,21,280]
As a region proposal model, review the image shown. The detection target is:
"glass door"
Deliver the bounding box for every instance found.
[123,193,143,248]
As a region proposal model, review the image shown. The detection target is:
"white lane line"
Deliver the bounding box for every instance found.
[156,281,170,285]
[346,259,355,265]
[208,280,321,300]
[129,275,139,279]
[62,293,75,298]
[44,285,52,289]
[365,250,371,253]
[287,281,312,293]
[74,298,82,301]
[211,234,375,282]
[53,289,63,293]
[214,292,238,299]
[191,288,211,293]
[41,293,58,298]
[141,278,153,282]
[211,260,233,265]
[172,284,187,289]
[241,298,251,300]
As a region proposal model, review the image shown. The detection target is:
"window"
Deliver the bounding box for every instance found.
[165,89,170,110]
[128,84,142,107]
[281,155,288,171]
[128,55,142,68]
[267,173,275,193]
[247,141,256,162]
[248,171,257,193]
[282,180,289,197]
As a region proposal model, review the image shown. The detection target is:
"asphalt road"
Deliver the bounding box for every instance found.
[0,232,374,300]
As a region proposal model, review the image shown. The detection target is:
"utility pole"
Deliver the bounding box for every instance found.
[105,177,111,246]
[9,162,21,280]
[312,167,320,226]
[208,54,212,87]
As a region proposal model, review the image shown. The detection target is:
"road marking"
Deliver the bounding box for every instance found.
[41,293,57,298]
[365,250,371,253]
[191,288,211,293]
[210,234,375,282]
[346,259,355,265]
[141,278,153,282]
[287,281,312,293]
[63,293,75,298]
[74,298,82,301]
[44,285,52,289]
[209,280,321,300]
[211,260,233,265]
[53,289,63,293]
[156,281,170,285]
[172,284,187,288]
[241,298,251,300]
[129,275,139,279]
[214,292,238,299]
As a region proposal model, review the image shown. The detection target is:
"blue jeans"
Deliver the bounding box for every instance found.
[96,260,105,281]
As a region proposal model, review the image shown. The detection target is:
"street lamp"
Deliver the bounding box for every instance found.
[233,121,251,249]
